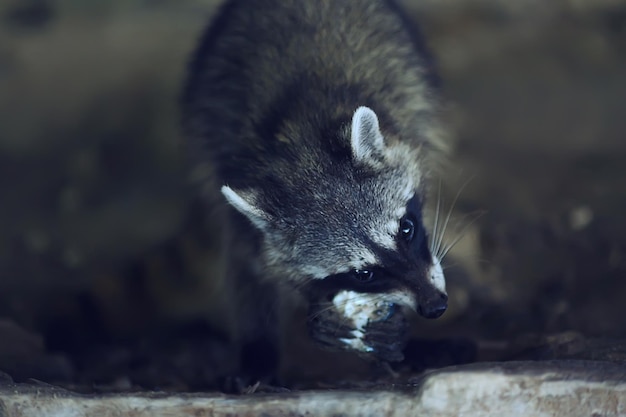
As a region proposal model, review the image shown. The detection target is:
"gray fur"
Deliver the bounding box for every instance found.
[182,0,449,374]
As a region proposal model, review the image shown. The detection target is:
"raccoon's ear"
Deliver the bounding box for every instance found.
[221,185,269,230]
[351,106,385,166]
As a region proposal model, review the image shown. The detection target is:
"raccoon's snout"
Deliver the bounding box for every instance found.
[418,292,448,319]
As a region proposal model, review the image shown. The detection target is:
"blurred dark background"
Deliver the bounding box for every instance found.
[0,0,625,390]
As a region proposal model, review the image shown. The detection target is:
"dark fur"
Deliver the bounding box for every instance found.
[181,0,447,381]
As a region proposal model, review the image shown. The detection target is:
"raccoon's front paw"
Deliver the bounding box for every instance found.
[361,307,408,362]
[308,294,408,362]
[308,305,358,351]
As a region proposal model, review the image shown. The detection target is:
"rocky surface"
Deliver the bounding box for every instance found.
[1,361,625,417]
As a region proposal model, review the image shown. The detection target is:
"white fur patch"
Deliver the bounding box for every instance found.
[348,249,379,271]
[429,255,446,292]
[351,106,385,166]
[221,185,267,229]
[340,330,372,353]
[300,265,338,280]
[367,227,397,250]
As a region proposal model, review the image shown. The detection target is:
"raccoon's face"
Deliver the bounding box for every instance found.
[222,106,447,356]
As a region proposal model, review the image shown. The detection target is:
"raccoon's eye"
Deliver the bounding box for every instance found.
[352,269,374,282]
[400,217,415,242]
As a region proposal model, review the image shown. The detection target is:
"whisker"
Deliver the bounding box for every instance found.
[307,302,336,322]
[431,178,442,253]
[434,174,475,258]
[442,262,459,270]
[293,275,320,292]
[439,210,486,261]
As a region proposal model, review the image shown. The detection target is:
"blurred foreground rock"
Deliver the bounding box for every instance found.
[0,361,624,417]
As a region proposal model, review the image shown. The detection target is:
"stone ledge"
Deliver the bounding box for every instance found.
[0,360,624,417]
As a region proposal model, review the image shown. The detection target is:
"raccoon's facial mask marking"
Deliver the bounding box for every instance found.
[400,217,416,242]
[308,194,447,320]
[396,196,447,316]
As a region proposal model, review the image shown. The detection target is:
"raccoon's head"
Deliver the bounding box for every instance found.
[222,106,447,325]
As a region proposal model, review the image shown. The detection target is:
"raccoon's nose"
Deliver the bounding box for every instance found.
[418,292,448,319]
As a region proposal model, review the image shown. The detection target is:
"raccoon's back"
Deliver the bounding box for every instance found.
[182,0,442,185]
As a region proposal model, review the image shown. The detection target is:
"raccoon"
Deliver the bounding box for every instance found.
[182,0,449,380]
